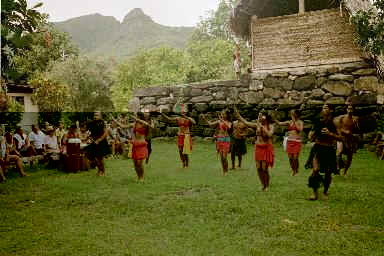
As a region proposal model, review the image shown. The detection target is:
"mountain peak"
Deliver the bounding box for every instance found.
[122,8,152,23]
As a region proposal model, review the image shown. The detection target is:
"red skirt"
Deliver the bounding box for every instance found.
[286,139,301,154]
[255,144,274,167]
[216,136,230,154]
[177,134,192,150]
[132,140,148,160]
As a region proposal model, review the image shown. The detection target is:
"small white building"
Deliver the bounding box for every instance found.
[7,84,39,132]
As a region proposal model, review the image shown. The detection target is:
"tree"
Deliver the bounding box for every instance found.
[185,39,235,82]
[12,24,79,81]
[112,46,187,111]
[351,0,384,77]
[44,56,115,112]
[1,0,46,81]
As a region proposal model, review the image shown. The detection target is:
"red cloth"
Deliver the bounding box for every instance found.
[216,141,230,154]
[177,134,192,150]
[254,143,274,167]
[286,140,301,154]
[132,140,148,160]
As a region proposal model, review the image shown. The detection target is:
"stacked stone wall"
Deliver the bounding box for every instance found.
[131,61,383,141]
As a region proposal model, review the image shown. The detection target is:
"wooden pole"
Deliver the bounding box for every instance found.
[299,0,305,14]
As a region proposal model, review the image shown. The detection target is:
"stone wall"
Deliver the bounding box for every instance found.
[131,61,383,140]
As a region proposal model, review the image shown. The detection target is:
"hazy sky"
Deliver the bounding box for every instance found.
[27,0,221,27]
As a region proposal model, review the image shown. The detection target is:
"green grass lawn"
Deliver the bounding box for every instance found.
[1,141,383,256]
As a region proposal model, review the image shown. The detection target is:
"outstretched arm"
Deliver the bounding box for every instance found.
[201,114,219,127]
[235,109,259,129]
[161,112,178,122]
[182,113,196,125]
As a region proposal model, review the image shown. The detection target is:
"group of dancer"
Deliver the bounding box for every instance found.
[85,102,360,200]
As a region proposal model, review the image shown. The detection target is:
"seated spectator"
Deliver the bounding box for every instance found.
[0,135,6,182]
[44,127,60,154]
[108,120,123,158]
[3,132,27,178]
[29,125,45,155]
[79,124,91,144]
[55,122,66,148]
[13,127,36,158]
[61,125,79,154]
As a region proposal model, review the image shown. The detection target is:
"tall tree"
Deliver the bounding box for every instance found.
[1,0,45,81]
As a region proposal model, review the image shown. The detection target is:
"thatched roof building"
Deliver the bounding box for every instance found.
[229,0,381,73]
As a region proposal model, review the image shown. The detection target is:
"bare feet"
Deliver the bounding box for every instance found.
[323,193,328,201]
[308,191,318,201]
[97,171,105,176]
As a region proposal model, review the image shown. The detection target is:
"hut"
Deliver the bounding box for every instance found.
[229,0,382,74]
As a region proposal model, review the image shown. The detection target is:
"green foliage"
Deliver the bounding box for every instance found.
[351,0,384,75]
[45,56,115,112]
[1,0,46,81]
[112,47,188,111]
[12,24,79,81]
[0,96,24,131]
[185,39,235,82]
[30,77,69,112]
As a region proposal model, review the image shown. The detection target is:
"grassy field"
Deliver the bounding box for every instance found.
[1,141,383,256]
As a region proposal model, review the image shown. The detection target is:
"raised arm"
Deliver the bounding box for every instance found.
[135,117,154,128]
[235,109,259,129]
[113,118,133,129]
[161,112,178,122]
[201,114,219,127]
[182,113,196,125]
[275,120,290,126]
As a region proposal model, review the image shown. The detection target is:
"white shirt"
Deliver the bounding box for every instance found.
[29,131,45,149]
[44,135,58,151]
[13,133,27,150]
[0,136,5,158]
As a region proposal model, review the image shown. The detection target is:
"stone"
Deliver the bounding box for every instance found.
[338,61,370,72]
[250,72,269,80]
[271,71,289,77]
[322,81,353,96]
[323,93,333,100]
[349,93,377,105]
[135,87,169,97]
[140,97,156,105]
[311,89,325,98]
[214,91,226,100]
[326,67,339,74]
[263,87,283,99]
[277,98,302,107]
[157,97,176,105]
[170,86,187,97]
[264,76,293,90]
[289,69,307,76]
[195,103,209,112]
[293,75,316,90]
[326,97,346,105]
[190,88,202,97]
[190,95,213,103]
[239,91,264,104]
[307,100,325,105]
[328,74,354,82]
[260,98,276,105]
[352,68,377,76]
[158,104,171,112]
[249,80,263,90]
[288,75,298,81]
[378,95,384,104]
[317,77,328,87]
[354,76,380,91]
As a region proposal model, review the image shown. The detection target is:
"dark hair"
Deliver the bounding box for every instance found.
[137,112,144,119]
[291,109,301,119]
[69,124,77,129]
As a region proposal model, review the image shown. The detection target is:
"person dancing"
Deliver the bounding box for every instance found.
[85,111,110,176]
[230,118,248,169]
[202,109,232,176]
[115,113,154,181]
[334,103,360,176]
[236,110,274,191]
[275,109,304,176]
[307,104,342,200]
[161,108,195,168]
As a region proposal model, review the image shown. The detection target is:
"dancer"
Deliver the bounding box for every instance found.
[115,113,154,181]
[230,119,248,169]
[275,109,304,176]
[161,108,195,168]
[236,110,274,191]
[334,103,360,176]
[143,112,155,164]
[202,109,232,175]
[306,104,342,200]
[85,111,110,176]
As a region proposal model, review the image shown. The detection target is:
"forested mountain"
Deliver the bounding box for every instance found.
[54,8,194,58]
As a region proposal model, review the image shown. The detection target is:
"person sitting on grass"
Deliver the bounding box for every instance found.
[13,127,36,164]
[3,132,27,179]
